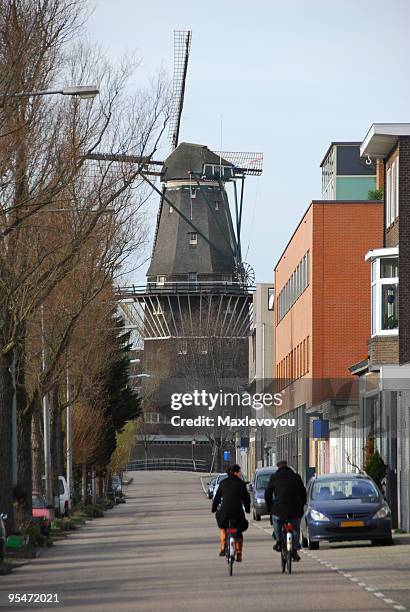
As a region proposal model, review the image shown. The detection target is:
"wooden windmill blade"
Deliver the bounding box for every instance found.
[213,150,264,176]
[168,30,192,150]
[85,152,164,176]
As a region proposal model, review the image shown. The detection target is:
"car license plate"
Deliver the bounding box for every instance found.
[340,520,364,527]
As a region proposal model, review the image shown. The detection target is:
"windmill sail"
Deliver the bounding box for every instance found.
[168,30,192,150]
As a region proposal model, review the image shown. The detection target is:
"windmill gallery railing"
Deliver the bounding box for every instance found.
[117,284,254,341]
[117,281,255,298]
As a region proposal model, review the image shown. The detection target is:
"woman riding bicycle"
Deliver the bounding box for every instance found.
[211,464,250,562]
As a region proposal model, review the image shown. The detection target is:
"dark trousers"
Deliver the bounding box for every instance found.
[271,515,301,551]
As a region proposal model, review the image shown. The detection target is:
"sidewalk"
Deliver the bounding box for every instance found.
[305,534,410,611]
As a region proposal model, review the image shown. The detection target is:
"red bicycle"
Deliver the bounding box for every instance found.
[280,521,294,574]
[225,520,237,576]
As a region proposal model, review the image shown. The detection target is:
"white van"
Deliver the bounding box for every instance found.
[42,475,70,516]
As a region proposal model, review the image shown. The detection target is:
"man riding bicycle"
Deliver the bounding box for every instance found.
[212,464,250,562]
[264,460,307,562]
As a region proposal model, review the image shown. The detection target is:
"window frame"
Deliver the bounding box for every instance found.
[370,255,399,337]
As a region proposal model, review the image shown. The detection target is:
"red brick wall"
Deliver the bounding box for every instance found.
[312,201,384,378]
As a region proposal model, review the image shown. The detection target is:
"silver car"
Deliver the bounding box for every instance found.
[212,473,229,502]
[249,467,277,521]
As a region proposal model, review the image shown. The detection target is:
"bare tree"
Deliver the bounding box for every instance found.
[178,333,248,472]
[0,0,169,528]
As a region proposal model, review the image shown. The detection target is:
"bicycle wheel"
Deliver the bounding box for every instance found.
[281,548,286,573]
[229,556,234,576]
[287,550,292,575]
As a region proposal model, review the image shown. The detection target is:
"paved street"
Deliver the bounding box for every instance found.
[1,471,408,611]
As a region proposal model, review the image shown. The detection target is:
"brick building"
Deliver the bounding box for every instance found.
[350,124,410,530]
[274,192,383,481]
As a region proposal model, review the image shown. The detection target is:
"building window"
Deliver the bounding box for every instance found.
[169,206,173,213]
[203,164,233,180]
[370,254,398,336]
[268,287,274,311]
[177,339,188,355]
[189,232,198,245]
[157,275,165,286]
[277,250,310,323]
[188,272,198,284]
[386,159,399,228]
[190,186,197,199]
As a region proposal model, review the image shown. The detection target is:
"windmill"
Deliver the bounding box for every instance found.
[89,30,263,345]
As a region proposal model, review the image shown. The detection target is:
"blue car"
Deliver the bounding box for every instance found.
[301,473,393,549]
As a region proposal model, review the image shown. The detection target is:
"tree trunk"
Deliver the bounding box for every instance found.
[0,349,15,533]
[81,464,87,503]
[31,399,44,492]
[16,328,32,523]
[50,385,62,514]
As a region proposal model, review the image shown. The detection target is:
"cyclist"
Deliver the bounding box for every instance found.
[211,464,250,562]
[264,460,307,562]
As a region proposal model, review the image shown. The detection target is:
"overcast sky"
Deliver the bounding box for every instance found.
[88,0,410,284]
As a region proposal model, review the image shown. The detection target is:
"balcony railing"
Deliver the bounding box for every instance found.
[126,458,209,472]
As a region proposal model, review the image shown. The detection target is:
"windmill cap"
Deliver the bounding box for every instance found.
[162,142,233,182]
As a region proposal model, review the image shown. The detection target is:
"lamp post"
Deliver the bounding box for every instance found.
[7,83,99,499]
[66,369,72,510]
[191,439,197,472]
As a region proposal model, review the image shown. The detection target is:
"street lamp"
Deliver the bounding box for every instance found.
[2,85,99,100]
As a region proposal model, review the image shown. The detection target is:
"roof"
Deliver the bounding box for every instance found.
[313,472,369,480]
[254,466,277,473]
[348,359,369,376]
[320,141,361,167]
[364,246,398,262]
[360,123,410,159]
[162,142,232,182]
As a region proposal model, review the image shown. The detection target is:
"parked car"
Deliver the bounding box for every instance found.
[211,473,229,501]
[0,512,7,561]
[41,475,70,516]
[32,492,53,536]
[301,472,393,550]
[207,477,217,499]
[109,474,125,504]
[249,466,277,521]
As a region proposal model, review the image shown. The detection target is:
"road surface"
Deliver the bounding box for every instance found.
[0,471,401,611]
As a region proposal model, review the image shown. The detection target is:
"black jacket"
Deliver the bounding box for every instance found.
[212,475,250,532]
[264,466,307,519]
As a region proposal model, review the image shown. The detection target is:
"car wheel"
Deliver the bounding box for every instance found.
[307,530,319,550]
[371,537,394,546]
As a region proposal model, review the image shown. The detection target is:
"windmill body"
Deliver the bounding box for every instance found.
[148,142,236,282]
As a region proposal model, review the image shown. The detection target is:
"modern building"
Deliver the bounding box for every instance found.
[321,142,377,201]
[242,283,275,476]
[350,123,410,530]
[274,195,383,481]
